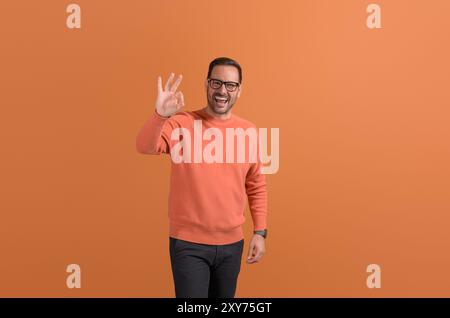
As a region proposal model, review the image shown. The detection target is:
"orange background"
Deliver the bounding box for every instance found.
[1,0,449,297]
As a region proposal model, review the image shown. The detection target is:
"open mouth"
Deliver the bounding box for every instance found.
[214,95,228,107]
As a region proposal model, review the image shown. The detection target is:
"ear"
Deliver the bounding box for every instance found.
[237,83,243,98]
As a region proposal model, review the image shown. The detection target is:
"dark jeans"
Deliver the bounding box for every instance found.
[169,237,244,298]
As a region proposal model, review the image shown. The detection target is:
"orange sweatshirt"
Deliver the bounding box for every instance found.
[136,107,267,245]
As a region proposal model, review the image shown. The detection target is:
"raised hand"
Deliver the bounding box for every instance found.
[155,73,185,117]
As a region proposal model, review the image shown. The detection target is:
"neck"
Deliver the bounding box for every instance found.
[205,106,232,120]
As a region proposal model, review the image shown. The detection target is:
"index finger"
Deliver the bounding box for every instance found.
[164,72,175,91]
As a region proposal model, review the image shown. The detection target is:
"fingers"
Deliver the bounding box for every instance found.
[170,74,183,92]
[253,249,264,262]
[247,242,264,264]
[157,76,163,93]
[248,250,263,263]
[162,72,183,92]
[164,72,174,91]
[247,242,256,263]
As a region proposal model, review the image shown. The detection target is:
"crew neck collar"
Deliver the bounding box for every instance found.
[199,107,237,125]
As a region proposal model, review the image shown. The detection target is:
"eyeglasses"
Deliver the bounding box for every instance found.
[207,78,240,92]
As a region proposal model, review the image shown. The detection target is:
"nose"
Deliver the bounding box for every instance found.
[218,84,227,95]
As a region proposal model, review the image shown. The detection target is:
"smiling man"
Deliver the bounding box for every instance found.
[136,57,268,298]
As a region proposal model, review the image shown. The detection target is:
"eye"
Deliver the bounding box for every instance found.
[211,80,222,88]
[225,83,238,91]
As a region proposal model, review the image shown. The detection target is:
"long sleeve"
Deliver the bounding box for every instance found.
[136,109,171,154]
[136,109,192,155]
[245,160,268,231]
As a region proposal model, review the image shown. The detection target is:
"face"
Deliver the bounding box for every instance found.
[205,65,242,115]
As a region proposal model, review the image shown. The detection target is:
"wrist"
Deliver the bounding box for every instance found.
[154,109,170,119]
[253,229,268,239]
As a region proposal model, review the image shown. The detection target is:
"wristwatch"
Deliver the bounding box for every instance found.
[254,229,268,239]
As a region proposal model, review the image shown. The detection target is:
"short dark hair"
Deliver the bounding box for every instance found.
[207,57,242,84]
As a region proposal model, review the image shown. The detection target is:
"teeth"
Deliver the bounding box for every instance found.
[215,96,227,102]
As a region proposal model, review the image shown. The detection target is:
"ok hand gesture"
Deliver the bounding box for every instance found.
[155,73,185,118]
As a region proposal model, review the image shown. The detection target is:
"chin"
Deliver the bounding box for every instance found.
[213,107,228,114]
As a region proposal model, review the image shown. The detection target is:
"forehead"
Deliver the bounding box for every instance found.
[210,65,239,82]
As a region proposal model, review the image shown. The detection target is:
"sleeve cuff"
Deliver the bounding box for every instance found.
[252,214,267,231]
[153,109,171,120]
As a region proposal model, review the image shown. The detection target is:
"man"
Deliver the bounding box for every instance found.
[136,57,268,298]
